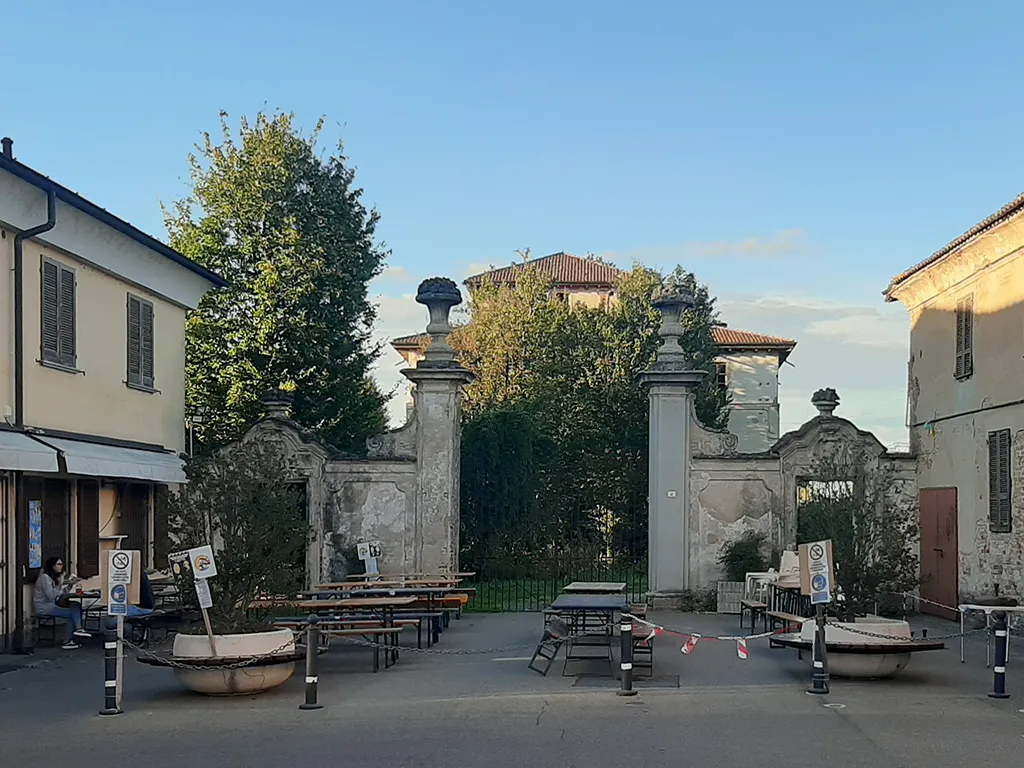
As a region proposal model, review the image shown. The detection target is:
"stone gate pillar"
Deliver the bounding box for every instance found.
[640,276,705,603]
[403,278,474,573]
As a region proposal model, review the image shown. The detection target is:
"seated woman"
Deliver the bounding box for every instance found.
[34,557,91,649]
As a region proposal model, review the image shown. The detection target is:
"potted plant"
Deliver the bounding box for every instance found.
[716,530,771,613]
[164,441,310,695]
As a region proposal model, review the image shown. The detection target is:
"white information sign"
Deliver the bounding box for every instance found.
[107,550,133,616]
[194,579,213,610]
[188,545,218,580]
[807,540,833,605]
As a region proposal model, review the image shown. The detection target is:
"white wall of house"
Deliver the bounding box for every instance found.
[716,351,783,453]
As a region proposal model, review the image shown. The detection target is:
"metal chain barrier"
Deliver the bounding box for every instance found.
[122,631,304,671]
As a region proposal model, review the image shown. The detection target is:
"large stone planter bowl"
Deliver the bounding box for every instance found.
[795,616,921,679]
[172,629,296,696]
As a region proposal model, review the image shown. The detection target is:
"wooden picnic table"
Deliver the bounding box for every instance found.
[563,582,627,594]
[319,578,463,589]
[344,572,476,580]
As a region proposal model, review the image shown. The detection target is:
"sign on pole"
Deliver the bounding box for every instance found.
[799,540,835,605]
[188,545,218,579]
[107,550,133,616]
[194,578,213,610]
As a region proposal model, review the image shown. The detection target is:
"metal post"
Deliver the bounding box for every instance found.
[617,614,637,697]
[299,614,323,710]
[807,604,829,695]
[988,610,1010,700]
[98,617,122,716]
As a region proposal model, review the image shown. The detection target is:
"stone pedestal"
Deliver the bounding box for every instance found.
[640,273,705,599]
[404,366,473,572]
[640,369,705,598]
[401,277,475,573]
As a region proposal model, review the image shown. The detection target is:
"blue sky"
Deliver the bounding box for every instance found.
[5,1,1024,445]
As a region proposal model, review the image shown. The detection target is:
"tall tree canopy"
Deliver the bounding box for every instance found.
[167,112,388,452]
[452,259,729,574]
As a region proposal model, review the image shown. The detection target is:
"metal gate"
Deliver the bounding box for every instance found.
[462,506,648,612]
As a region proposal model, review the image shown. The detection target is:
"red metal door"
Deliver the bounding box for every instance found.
[919,488,959,620]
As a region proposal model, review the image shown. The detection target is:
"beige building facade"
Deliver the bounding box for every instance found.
[0,138,224,650]
[393,252,796,453]
[886,192,1024,608]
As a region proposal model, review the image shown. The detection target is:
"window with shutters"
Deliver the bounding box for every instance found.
[988,428,1012,533]
[126,294,155,390]
[954,295,974,379]
[715,362,728,391]
[40,258,77,369]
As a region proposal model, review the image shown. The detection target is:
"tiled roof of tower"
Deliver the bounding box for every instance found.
[885,190,1024,299]
[464,252,625,287]
[392,327,795,354]
[712,327,795,349]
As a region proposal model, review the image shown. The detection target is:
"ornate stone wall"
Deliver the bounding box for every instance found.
[687,391,917,590]
[237,277,472,585]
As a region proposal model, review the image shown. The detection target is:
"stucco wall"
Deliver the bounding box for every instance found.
[892,213,1024,601]
[717,350,782,453]
[13,242,187,452]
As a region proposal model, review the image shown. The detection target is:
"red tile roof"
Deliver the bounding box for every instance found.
[712,327,795,349]
[885,190,1024,299]
[392,327,796,354]
[464,252,625,288]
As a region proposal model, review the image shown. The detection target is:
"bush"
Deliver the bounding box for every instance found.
[679,588,717,613]
[797,451,919,617]
[717,530,771,582]
[167,441,310,634]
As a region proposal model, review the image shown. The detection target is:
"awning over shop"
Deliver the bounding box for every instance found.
[0,430,60,472]
[43,437,187,484]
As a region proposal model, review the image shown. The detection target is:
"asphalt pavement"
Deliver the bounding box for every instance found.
[2,611,1021,767]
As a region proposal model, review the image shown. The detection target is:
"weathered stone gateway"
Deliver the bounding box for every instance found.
[239,274,916,601]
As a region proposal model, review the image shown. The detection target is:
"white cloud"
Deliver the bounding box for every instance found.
[372,265,415,288]
[370,292,425,427]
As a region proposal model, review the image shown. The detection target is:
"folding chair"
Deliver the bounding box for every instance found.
[527,617,569,676]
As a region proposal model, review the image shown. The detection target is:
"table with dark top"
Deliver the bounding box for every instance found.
[549,593,628,676]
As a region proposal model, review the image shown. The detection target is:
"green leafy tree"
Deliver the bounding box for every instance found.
[166,111,388,452]
[452,257,730,574]
[165,442,309,633]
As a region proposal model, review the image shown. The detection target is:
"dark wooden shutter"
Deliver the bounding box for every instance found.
[76,480,100,578]
[955,296,973,378]
[153,485,169,569]
[41,479,70,566]
[58,265,76,368]
[119,483,151,568]
[127,295,142,385]
[41,260,60,363]
[141,300,154,388]
[988,429,1012,533]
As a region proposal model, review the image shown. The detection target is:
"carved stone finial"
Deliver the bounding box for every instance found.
[261,389,294,419]
[811,388,840,417]
[416,277,463,369]
[650,273,696,370]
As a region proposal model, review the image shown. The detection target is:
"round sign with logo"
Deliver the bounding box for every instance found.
[810,544,824,560]
[112,552,130,570]
[811,574,827,592]
[194,555,212,574]
[111,584,126,602]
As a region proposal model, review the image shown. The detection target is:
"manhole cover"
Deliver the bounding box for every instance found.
[823,703,846,709]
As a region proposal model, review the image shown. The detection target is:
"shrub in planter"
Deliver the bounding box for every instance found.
[167,441,310,634]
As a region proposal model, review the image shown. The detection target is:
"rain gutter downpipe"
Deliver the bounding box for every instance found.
[10,156,57,653]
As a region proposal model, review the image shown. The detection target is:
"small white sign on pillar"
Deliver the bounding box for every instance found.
[356,541,382,575]
[107,550,133,616]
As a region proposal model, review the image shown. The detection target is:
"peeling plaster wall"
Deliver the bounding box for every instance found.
[687,410,916,590]
[716,351,783,453]
[690,456,782,588]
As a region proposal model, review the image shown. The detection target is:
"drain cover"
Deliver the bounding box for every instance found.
[823,703,847,709]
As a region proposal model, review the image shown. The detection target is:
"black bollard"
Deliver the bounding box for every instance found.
[807,605,829,695]
[299,614,323,710]
[922,628,928,640]
[617,615,637,697]
[98,617,122,716]
[988,611,1010,700]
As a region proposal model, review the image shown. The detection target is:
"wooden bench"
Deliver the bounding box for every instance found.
[739,599,767,632]
[274,616,424,649]
[766,611,808,647]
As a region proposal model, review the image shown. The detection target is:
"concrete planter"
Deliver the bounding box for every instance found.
[798,616,914,679]
[172,629,297,696]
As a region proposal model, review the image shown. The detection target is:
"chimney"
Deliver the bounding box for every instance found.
[1,137,12,159]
